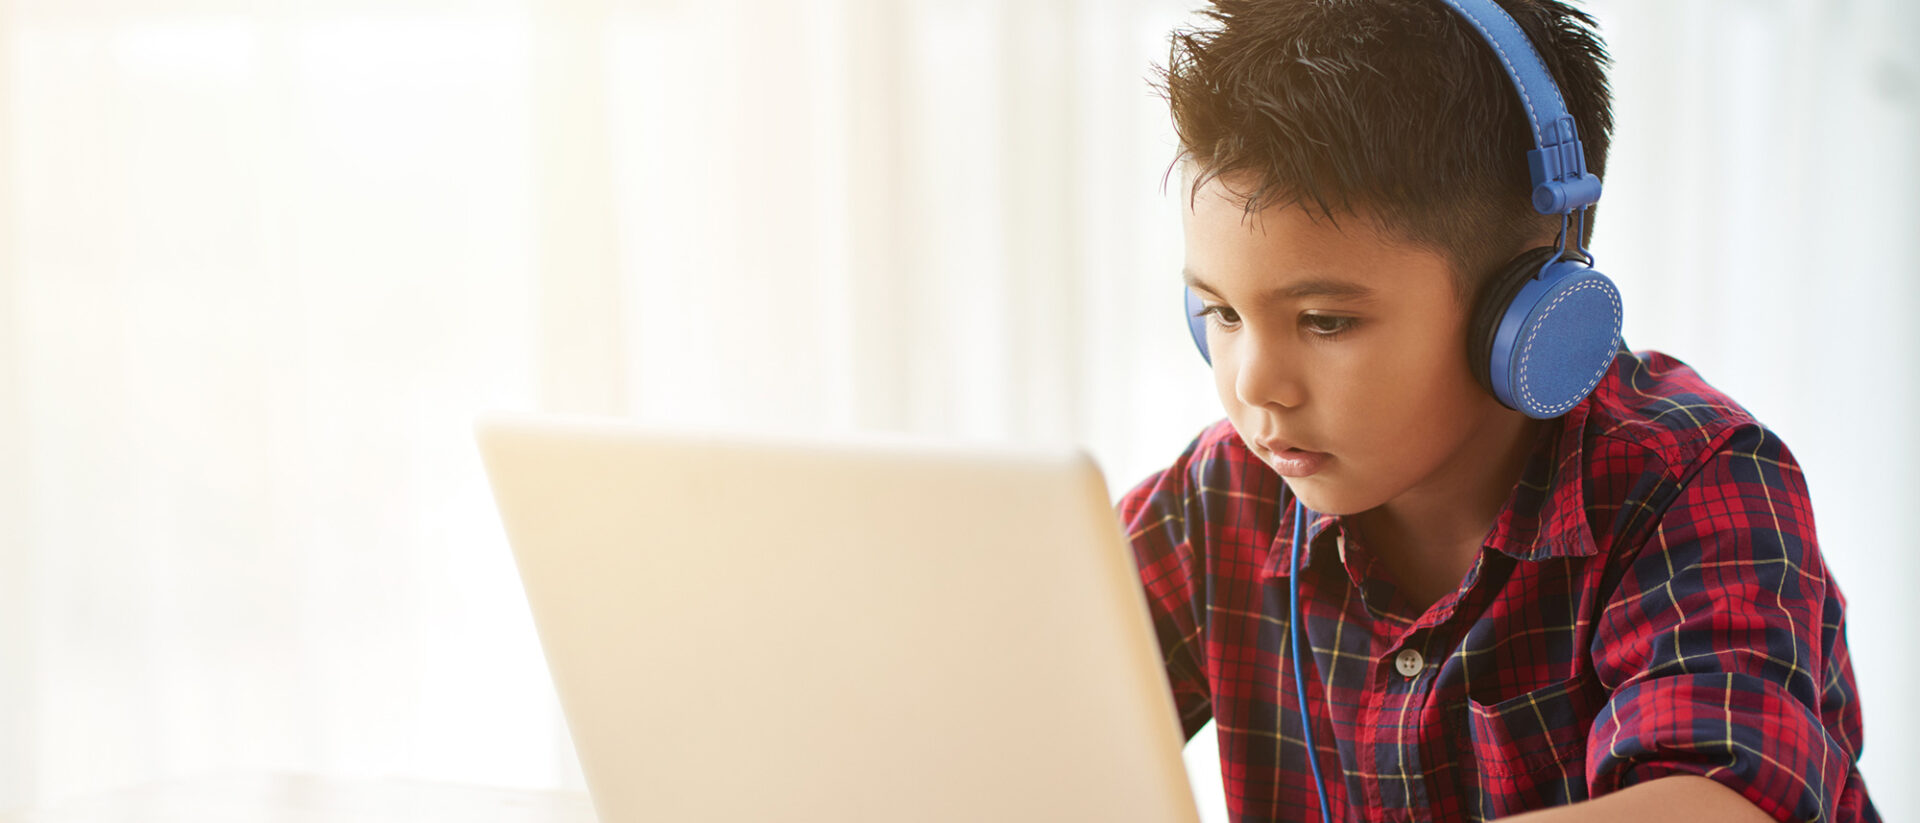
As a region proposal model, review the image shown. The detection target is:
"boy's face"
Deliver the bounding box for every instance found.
[1182,175,1526,518]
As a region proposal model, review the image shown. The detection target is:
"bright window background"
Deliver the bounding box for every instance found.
[0,1,1912,821]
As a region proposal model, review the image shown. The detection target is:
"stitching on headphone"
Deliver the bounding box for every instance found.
[1516,279,1622,415]
[1516,280,1620,413]
[1452,3,1566,148]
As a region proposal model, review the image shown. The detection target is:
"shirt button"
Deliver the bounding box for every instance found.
[1393,648,1424,678]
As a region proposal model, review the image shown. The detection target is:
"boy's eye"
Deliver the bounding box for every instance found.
[1302,314,1357,336]
[1195,305,1241,328]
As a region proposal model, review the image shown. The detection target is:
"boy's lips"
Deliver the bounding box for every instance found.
[1257,439,1330,478]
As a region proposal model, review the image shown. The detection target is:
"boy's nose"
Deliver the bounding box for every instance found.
[1232,334,1305,410]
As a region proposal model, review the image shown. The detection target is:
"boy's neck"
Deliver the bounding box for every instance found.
[1345,410,1547,611]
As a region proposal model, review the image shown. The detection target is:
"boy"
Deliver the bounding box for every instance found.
[1118,1,1878,821]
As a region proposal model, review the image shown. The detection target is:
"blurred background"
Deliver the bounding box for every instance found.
[0,0,1913,820]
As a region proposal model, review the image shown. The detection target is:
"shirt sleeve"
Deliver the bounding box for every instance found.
[1116,438,1214,742]
[1587,424,1871,822]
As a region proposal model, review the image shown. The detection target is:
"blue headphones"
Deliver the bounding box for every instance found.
[1183,0,1622,421]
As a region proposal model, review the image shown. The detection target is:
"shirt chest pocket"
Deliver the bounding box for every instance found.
[1460,676,1605,819]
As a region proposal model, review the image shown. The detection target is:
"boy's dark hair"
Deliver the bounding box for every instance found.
[1157,0,1613,301]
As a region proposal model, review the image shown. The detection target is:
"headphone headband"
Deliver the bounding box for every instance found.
[1433,0,1601,215]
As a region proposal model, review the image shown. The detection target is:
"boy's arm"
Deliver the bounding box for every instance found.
[1579,425,1870,822]
[1116,449,1215,742]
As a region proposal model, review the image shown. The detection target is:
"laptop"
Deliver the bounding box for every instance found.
[475,413,1202,823]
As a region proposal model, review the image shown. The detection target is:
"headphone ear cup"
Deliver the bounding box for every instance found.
[1483,254,1624,419]
[1468,247,1560,395]
[1184,287,1212,366]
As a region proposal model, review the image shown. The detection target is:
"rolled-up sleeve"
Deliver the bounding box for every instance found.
[1587,425,1871,822]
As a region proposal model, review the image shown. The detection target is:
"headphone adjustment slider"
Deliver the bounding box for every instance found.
[1527,117,1602,214]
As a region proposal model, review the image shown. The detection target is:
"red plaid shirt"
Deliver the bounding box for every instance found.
[1118,349,1878,822]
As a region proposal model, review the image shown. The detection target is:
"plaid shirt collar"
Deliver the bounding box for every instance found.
[1260,384,1608,581]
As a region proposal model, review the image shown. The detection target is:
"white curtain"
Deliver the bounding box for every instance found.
[2,1,1913,821]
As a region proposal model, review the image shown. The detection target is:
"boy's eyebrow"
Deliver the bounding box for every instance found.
[1182,268,1376,302]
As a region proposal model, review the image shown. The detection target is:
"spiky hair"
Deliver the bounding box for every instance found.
[1157,0,1613,299]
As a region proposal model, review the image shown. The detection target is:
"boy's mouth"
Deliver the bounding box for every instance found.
[1257,440,1331,478]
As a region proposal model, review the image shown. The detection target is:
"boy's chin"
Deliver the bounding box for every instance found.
[1280,478,1374,517]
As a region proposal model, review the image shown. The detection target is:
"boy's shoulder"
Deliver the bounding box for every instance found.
[1506,347,1788,562]
[1580,347,1770,479]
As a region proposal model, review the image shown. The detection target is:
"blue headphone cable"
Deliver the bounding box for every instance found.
[1289,497,1335,822]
